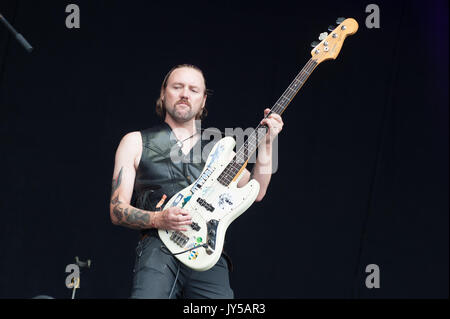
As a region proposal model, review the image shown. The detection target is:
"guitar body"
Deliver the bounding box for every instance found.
[158,136,260,271]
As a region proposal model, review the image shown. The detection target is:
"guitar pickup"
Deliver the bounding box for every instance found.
[197,197,215,212]
[190,222,201,231]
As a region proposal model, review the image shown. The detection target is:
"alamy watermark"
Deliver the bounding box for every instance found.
[65,4,80,29]
[168,120,279,175]
[365,4,380,29]
[365,264,381,289]
[65,4,381,30]
[65,263,80,288]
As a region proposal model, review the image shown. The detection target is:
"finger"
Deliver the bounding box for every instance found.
[267,115,283,127]
[170,220,189,230]
[261,118,274,129]
[260,117,273,126]
[268,113,282,123]
[267,115,284,129]
[263,114,280,124]
[176,215,192,222]
[172,210,190,219]
[177,209,191,216]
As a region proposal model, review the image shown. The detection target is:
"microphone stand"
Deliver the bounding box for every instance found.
[71,256,92,299]
[0,12,33,52]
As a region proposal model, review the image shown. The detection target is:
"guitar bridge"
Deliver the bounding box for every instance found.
[170,231,189,247]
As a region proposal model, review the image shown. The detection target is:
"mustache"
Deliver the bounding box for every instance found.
[176,100,191,107]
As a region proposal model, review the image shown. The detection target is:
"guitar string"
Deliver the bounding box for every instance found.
[163,59,320,257]
[220,56,317,183]
[218,64,315,184]
[232,59,317,167]
[218,58,319,184]
[223,60,317,182]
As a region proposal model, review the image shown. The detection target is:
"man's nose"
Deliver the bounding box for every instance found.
[179,87,190,100]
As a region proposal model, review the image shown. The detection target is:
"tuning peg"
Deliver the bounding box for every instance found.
[310,41,320,48]
[336,17,346,25]
[328,25,336,32]
[318,32,328,41]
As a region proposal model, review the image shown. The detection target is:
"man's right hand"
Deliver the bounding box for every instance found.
[154,207,192,231]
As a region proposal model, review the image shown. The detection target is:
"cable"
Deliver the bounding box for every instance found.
[162,243,208,299]
[168,264,180,299]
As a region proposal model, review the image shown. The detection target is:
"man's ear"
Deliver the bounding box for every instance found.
[202,94,207,108]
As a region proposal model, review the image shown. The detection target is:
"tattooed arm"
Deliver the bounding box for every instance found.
[110,132,192,231]
[109,132,153,229]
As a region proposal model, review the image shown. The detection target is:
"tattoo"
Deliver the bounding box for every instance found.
[112,202,150,229]
[112,204,124,221]
[125,208,150,226]
[110,167,151,229]
[111,167,123,194]
[110,194,120,205]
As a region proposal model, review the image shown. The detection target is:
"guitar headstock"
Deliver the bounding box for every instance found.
[310,18,358,64]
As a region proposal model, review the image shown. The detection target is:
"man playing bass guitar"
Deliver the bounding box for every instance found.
[109,64,283,299]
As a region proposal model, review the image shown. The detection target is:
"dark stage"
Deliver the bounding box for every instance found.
[0,0,448,299]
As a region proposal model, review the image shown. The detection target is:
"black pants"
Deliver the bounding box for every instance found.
[130,234,234,299]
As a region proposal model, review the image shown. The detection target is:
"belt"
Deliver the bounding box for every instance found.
[140,228,158,240]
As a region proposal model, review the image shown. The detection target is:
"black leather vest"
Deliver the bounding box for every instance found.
[132,123,233,270]
[132,123,210,212]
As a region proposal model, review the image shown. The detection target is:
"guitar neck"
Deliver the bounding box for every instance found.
[218,58,319,186]
[269,58,319,116]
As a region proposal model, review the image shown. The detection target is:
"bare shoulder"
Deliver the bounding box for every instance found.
[119,131,141,148]
[116,131,142,161]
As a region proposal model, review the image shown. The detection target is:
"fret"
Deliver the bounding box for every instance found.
[217,59,318,186]
[296,75,307,84]
[292,79,304,88]
[281,95,292,104]
[272,105,284,114]
[274,102,284,111]
[297,73,308,85]
[280,95,290,102]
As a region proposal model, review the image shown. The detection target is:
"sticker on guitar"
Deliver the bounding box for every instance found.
[187,242,201,260]
[206,144,224,168]
[218,193,233,209]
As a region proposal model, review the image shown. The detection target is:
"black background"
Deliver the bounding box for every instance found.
[0,0,448,299]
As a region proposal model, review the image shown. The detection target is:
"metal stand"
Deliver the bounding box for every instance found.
[70,256,92,299]
[0,12,33,52]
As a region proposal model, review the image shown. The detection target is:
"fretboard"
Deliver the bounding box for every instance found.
[217,58,319,186]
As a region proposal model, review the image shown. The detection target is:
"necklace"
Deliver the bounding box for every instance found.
[176,131,199,149]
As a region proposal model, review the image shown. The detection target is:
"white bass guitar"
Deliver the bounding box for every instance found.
[158,18,358,271]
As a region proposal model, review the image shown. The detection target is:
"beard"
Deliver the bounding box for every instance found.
[165,100,200,123]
